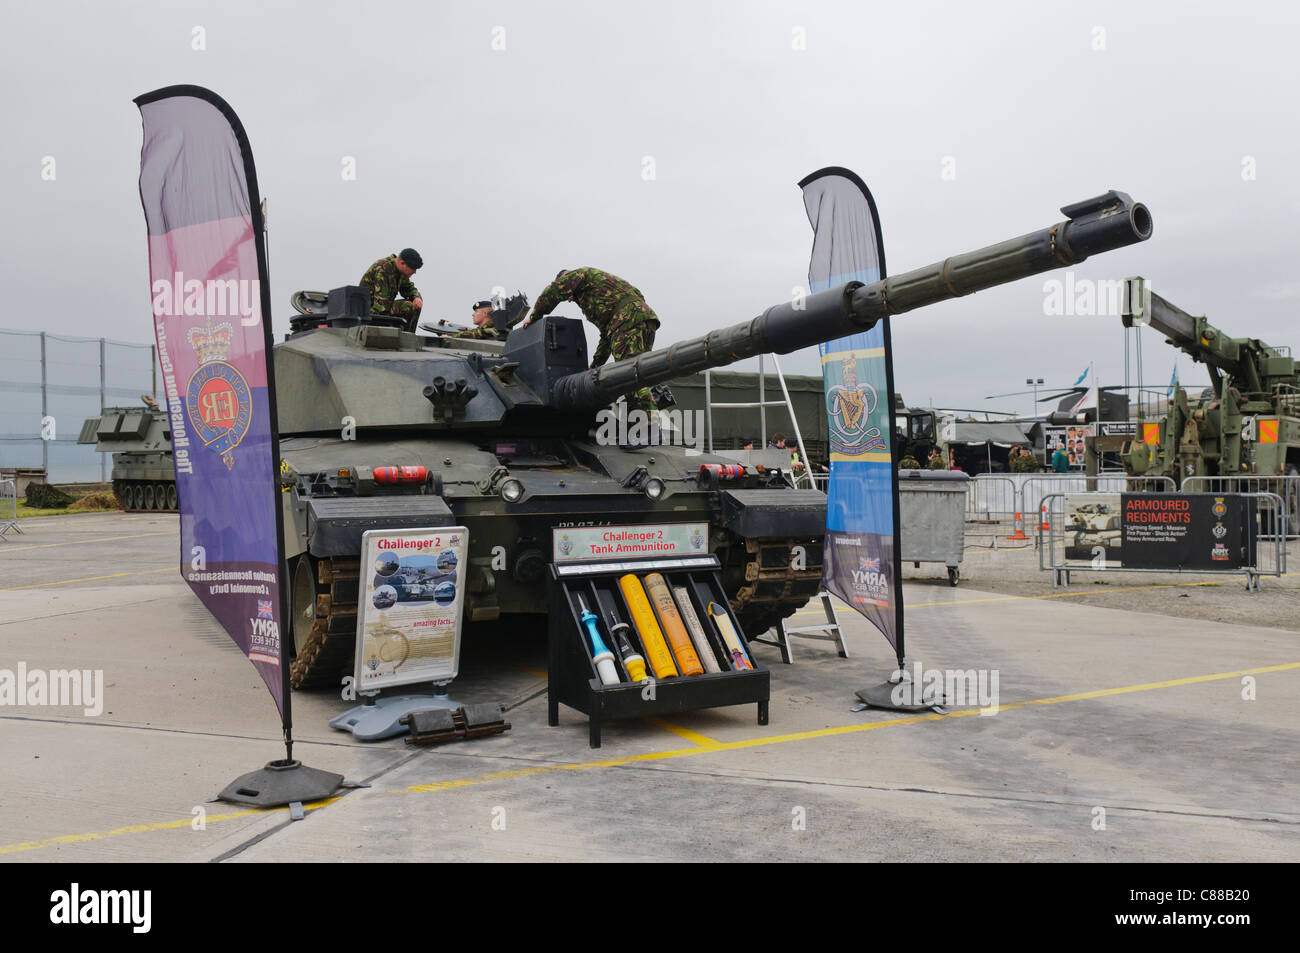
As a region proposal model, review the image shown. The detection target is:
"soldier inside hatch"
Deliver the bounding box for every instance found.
[520,267,661,412]
[360,248,424,332]
[453,300,507,340]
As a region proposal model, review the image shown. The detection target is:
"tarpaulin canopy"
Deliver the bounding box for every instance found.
[942,421,1030,447]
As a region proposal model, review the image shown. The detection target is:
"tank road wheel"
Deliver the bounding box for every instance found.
[154,482,170,511]
[143,483,156,510]
[289,555,360,691]
[166,483,178,511]
[131,483,146,511]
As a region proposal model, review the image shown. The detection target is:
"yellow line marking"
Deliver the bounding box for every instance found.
[644,716,721,748]
[788,581,1226,616]
[1,567,174,591]
[5,661,1296,855]
[519,667,547,680]
[0,531,174,555]
[0,799,339,855]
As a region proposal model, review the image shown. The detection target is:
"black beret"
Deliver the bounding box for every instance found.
[472,300,492,311]
[399,248,423,269]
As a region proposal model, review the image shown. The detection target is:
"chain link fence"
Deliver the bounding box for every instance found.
[0,329,157,485]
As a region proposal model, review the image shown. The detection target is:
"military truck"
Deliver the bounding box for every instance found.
[78,397,177,511]
[275,190,1152,689]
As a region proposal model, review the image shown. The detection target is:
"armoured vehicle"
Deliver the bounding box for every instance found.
[277,190,1152,689]
[77,397,177,511]
[1100,277,1299,517]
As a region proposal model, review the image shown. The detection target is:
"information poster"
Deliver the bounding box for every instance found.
[355,526,469,691]
[1046,424,1095,468]
[1121,494,1254,570]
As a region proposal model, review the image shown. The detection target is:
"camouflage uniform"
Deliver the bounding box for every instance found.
[1009,449,1039,473]
[361,254,422,331]
[533,267,661,411]
[453,323,505,341]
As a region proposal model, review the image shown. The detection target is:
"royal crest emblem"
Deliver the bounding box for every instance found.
[185,318,252,470]
[558,534,573,556]
[827,355,888,456]
[690,529,704,551]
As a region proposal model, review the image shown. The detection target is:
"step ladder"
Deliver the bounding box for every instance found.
[704,353,815,488]
[750,590,847,663]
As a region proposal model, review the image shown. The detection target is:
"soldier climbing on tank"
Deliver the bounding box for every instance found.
[453,300,506,340]
[361,248,424,332]
[521,267,661,412]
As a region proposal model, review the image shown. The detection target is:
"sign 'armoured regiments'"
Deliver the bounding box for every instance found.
[135,86,287,714]
[1120,494,1256,570]
[800,167,903,661]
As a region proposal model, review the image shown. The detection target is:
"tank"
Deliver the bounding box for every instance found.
[77,397,177,511]
[278,190,1153,688]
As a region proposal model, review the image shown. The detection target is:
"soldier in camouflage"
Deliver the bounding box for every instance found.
[1009,445,1040,472]
[453,300,506,341]
[361,248,424,332]
[523,267,661,412]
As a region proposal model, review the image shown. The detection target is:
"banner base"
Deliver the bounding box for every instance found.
[218,759,343,809]
[855,669,949,713]
[329,691,462,742]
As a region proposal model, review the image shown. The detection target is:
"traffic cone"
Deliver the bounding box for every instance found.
[1007,510,1029,540]
[1040,504,1049,531]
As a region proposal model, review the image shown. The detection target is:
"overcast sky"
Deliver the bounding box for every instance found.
[3,0,1298,417]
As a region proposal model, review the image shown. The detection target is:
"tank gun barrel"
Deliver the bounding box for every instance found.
[552,190,1152,408]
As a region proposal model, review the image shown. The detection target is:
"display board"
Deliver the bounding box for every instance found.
[1121,494,1256,570]
[354,526,469,692]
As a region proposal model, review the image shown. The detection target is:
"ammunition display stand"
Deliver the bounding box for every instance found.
[548,553,770,748]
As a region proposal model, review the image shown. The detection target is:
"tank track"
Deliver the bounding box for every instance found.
[287,537,824,691]
[727,535,826,637]
[290,556,359,690]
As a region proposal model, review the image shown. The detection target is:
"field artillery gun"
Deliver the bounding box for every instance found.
[1102,279,1299,520]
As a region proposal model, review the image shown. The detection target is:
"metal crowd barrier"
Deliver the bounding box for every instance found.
[965,475,1018,521]
[1018,473,1176,524]
[1182,475,1299,540]
[0,479,22,539]
[963,473,1177,542]
[1038,490,1285,591]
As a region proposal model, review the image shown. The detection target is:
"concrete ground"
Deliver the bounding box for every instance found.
[1,511,1297,862]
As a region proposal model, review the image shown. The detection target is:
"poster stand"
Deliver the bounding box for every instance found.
[329,680,463,742]
[330,526,470,742]
[548,552,769,748]
[855,666,949,713]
